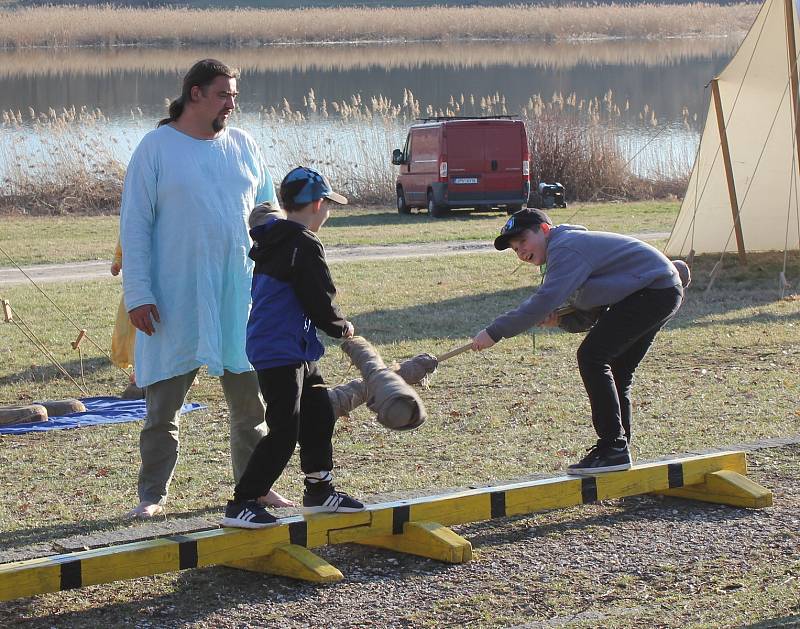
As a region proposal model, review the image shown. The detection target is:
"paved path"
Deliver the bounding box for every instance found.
[0,233,670,287]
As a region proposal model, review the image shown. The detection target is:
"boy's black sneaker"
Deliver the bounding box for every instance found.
[566,441,632,476]
[221,499,278,529]
[302,487,365,514]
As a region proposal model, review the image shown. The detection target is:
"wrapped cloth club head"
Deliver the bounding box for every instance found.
[327,353,438,419]
[340,336,427,431]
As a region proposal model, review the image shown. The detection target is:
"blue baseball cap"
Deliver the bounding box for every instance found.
[280,166,348,207]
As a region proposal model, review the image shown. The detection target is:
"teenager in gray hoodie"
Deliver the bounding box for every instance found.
[471,208,684,475]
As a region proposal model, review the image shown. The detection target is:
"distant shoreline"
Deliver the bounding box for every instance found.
[0,3,758,49]
[0,33,743,51]
[0,37,742,79]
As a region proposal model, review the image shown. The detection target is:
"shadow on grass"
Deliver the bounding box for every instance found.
[0,503,239,561]
[0,357,113,389]
[351,284,800,346]
[743,615,800,628]
[0,494,774,628]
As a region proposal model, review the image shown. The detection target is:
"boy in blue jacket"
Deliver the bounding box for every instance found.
[471,208,684,475]
[223,167,364,528]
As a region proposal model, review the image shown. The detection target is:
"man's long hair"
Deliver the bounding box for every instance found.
[157,59,239,128]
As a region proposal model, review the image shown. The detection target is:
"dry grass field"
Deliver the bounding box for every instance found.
[0,3,759,48]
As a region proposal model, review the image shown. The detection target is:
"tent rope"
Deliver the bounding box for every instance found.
[0,243,132,383]
[3,301,90,396]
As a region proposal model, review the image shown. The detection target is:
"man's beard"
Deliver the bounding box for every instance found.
[212,115,228,133]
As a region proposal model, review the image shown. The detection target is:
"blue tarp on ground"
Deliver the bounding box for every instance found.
[0,396,205,435]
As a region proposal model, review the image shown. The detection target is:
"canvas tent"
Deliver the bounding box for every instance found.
[665,0,800,261]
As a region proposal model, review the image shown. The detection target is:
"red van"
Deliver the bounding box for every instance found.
[391,116,530,218]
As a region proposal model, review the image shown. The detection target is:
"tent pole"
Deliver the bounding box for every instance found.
[711,78,747,265]
[785,0,800,187]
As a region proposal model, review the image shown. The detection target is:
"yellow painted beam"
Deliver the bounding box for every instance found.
[0,556,60,602]
[410,491,492,527]
[327,508,395,545]
[80,538,180,587]
[304,510,373,548]
[224,544,343,583]
[656,469,773,508]
[355,521,472,563]
[0,450,764,602]
[504,477,584,516]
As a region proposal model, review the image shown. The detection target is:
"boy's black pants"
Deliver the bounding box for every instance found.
[234,361,335,502]
[577,285,683,446]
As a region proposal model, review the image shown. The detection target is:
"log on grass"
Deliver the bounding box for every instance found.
[0,404,48,426]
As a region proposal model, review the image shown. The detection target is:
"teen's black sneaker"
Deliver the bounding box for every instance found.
[302,487,365,514]
[566,441,632,475]
[221,499,278,529]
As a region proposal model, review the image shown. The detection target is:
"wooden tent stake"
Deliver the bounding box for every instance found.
[1,299,11,323]
[71,329,86,350]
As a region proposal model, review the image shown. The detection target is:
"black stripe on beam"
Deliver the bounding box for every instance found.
[490,491,506,518]
[289,521,308,547]
[60,560,81,590]
[581,477,598,503]
[392,505,410,535]
[167,536,199,570]
[668,463,684,488]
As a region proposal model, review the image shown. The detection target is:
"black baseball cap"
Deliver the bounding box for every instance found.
[493,208,552,250]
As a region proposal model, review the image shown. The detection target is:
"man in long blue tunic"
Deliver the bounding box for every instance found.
[121,59,283,518]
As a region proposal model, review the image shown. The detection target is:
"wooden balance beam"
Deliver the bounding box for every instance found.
[0,450,772,602]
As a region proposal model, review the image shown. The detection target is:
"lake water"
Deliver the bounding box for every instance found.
[0,38,739,184]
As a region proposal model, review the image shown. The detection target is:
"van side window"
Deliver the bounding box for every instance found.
[403,133,411,163]
[414,129,438,162]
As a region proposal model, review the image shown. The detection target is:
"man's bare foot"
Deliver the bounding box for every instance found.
[126,501,165,519]
[257,489,294,508]
[121,382,145,400]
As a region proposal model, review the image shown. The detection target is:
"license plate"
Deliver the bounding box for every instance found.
[453,177,478,184]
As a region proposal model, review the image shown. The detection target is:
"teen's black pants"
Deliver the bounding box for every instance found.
[234,361,335,501]
[576,285,683,446]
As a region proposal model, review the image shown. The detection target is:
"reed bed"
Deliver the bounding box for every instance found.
[0,37,741,78]
[0,107,130,214]
[1,89,692,214]
[523,92,692,200]
[0,4,758,49]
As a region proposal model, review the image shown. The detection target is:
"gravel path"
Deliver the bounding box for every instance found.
[0,233,670,287]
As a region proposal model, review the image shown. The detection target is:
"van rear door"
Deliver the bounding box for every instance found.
[482,121,525,201]
[445,122,486,200]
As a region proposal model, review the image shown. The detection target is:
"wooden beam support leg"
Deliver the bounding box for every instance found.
[355,521,472,564]
[656,470,773,509]
[224,544,343,583]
